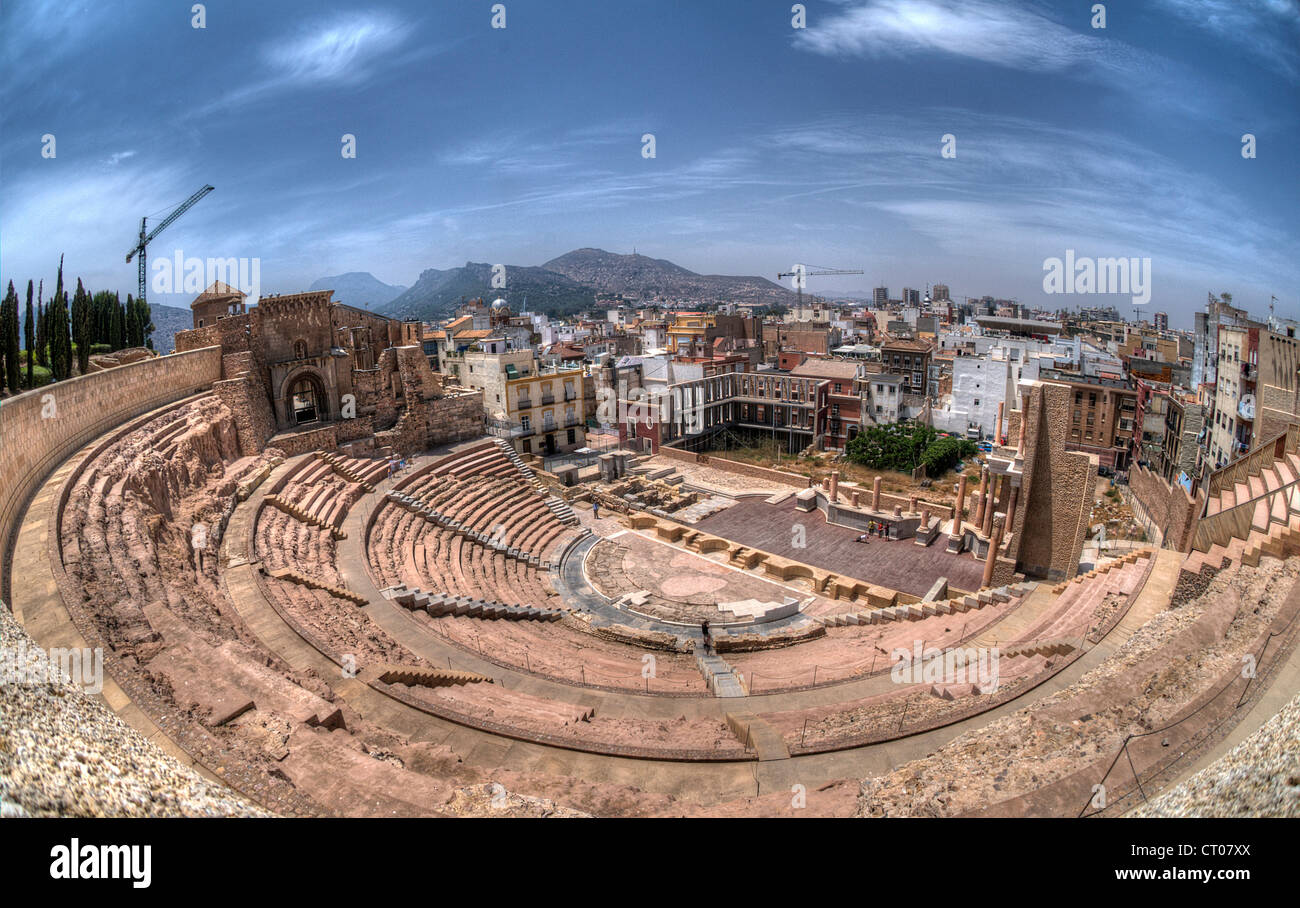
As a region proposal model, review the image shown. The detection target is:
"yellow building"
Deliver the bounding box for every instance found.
[666,312,717,355]
[462,347,587,456]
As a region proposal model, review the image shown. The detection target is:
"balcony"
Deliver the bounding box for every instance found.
[516,398,533,409]
[541,394,556,406]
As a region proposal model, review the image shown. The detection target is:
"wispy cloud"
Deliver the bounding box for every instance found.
[795,0,1114,72]
[264,12,411,86]
[191,11,417,117]
[1153,0,1300,79]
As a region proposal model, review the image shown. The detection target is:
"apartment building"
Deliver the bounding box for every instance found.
[880,337,934,398]
[1041,369,1137,470]
[461,349,588,456]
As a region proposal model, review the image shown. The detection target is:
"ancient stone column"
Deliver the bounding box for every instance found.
[995,401,1004,446]
[1005,483,1020,539]
[982,488,995,537]
[921,507,931,528]
[955,474,968,527]
[893,505,902,517]
[873,475,882,510]
[908,494,919,514]
[982,516,1005,589]
[1017,405,1027,456]
[829,471,840,503]
[851,490,861,508]
[974,467,989,528]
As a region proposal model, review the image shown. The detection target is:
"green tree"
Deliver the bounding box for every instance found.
[47,257,72,382]
[71,278,92,376]
[109,293,125,350]
[3,280,20,392]
[34,281,47,367]
[24,280,35,387]
[0,281,13,394]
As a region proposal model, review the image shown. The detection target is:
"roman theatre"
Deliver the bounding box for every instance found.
[3,285,1299,817]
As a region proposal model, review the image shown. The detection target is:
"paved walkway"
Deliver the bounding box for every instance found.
[695,497,987,596]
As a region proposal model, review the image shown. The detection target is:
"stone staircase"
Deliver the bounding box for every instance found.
[1051,548,1152,595]
[314,450,376,491]
[815,583,1032,628]
[381,584,563,622]
[1187,429,1300,575]
[265,494,347,539]
[386,490,557,570]
[364,663,492,687]
[492,437,546,492]
[265,566,368,605]
[544,496,579,526]
[696,650,746,697]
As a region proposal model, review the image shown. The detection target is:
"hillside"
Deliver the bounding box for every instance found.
[378,248,798,320]
[379,262,595,320]
[542,248,797,307]
[149,303,194,354]
[309,272,406,309]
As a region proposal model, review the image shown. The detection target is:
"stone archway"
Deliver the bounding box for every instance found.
[282,369,328,426]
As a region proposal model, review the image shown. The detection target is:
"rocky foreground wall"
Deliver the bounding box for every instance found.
[0,347,223,601]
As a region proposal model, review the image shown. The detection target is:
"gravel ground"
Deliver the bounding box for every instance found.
[0,605,269,818]
[1129,690,1300,818]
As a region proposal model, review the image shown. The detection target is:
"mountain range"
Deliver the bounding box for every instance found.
[356,248,798,321]
[309,272,407,309]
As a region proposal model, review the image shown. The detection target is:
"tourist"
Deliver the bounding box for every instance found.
[592,499,600,520]
[700,620,711,653]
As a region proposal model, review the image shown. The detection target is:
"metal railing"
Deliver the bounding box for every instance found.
[1202,424,1299,506]
[1192,473,1300,553]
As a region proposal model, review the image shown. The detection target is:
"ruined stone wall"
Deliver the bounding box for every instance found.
[0,346,223,600]
[1129,463,1202,552]
[658,446,812,487]
[174,310,258,357]
[213,373,275,456]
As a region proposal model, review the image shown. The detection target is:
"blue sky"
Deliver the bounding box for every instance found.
[1,0,1297,327]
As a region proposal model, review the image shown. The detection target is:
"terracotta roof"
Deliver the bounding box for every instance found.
[193,281,245,303]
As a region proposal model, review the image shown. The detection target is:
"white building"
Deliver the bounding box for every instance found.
[933,347,1042,440]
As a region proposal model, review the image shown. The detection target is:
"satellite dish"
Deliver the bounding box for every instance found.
[1238,394,1256,421]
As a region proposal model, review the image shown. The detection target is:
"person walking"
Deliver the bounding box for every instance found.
[592,499,601,520]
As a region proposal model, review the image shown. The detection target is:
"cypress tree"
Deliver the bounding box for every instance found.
[110,293,126,350]
[0,281,12,394]
[72,278,91,376]
[48,257,71,382]
[3,280,20,391]
[24,280,35,387]
[34,281,47,368]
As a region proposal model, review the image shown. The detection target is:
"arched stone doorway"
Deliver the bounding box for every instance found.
[286,372,327,426]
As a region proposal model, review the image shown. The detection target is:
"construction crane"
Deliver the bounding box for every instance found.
[125,184,215,305]
[776,264,863,308]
